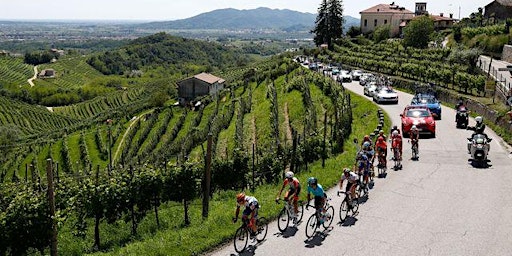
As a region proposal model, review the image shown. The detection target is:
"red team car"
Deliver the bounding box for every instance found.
[400,105,436,138]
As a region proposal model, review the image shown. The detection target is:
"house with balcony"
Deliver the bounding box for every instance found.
[360,3,414,37]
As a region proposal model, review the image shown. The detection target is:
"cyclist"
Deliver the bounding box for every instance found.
[355,152,371,188]
[409,125,420,152]
[390,125,400,135]
[374,136,387,168]
[362,134,372,146]
[391,130,403,162]
[233,192,259,236]
[306,177,327,226]
[362,141,375,176]
[339,168,359,207]
[276,171,301,222]
[376,129,387,142]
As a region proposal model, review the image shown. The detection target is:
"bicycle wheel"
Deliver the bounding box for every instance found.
[255,217,268,242]
[351,191,360,214]
[322,206,334,229]
[297,203,304,223]
[339,199,349,222]
[277,208,289,232]
[305,214,318,238]
[233,226,248,253]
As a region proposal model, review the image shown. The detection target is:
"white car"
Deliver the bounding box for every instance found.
[351,70,363,81]
[363,83,379,97]
[339,70,352,82]
[373,87,399,104]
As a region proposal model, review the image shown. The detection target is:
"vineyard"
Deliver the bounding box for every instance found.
[324,40,487,94]
[0,55,358,255]
[36,56,105,89]
[0,55,34,86]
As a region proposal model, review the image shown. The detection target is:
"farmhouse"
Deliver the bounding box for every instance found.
[484,0,512,21]
[38,69,56,78]
[177,72,225,104]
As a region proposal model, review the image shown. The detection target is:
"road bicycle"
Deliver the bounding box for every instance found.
[276,199,304,232]
[410,139,419,159]
[392,147,402,170]
[304,198,334,238]
[338,190,360,222]
[233,216,268,253]
[357,174,369,198]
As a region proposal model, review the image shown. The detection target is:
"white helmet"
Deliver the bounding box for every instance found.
[392,130,399,136]
[285,171,294,179]
[475,116,483,123]
[411,125,418,131]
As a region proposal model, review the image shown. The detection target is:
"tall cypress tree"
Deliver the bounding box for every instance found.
[311,0,345,49]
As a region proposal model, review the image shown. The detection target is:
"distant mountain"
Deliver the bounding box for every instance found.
[135,7,360,32]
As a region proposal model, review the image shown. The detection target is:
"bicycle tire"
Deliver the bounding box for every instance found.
[255,217,268,242]
[339,198,349,222]
[297,203,304,223]
[323,206,334,229]
[351,191,360,214]
[233,226,248,253]
[305,214,318,238]
[277,208,289,232]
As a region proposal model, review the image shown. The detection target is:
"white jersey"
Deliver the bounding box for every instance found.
[341,172,359,182]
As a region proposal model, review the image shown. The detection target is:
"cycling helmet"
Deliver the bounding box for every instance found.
[343,168,351,174]
[363,135,370,141]
[236,193,245,202]
[307,177,318,186]
[392,130,399,137]
[357,151,364,159]
[411,125,417,131]
[285,171,294,179]
[475,116,483,123]
[377,136,384,142]
[379,130,384,135]
[362,141,371,148]
[360,154,368,161]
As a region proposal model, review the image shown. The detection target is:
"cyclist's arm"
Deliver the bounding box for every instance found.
[234,205,240,219]
[276,182,285,199]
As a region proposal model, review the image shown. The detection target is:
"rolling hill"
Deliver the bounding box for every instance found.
[134,7,360,32]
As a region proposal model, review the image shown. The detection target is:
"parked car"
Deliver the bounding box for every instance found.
[308,63,318,70]
[331,68,340,75]
[339,70,352,82]
[363,83,379,97]
[351,70,363,81]
[373,87,398,104]
[400,105,436,138]
[359,73,374,86]
[411,93,442,119]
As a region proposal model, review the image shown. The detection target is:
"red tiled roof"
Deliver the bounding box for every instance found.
[431,15,454,21]
[360,4,414,14]
[194,72,225,84]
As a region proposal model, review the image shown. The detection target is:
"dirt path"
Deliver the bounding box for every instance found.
[28,66,37,87]
[46,107,53,112]
[113,110,153,164]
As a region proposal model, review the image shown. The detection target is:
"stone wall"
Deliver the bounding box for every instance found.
[503,45,512,63]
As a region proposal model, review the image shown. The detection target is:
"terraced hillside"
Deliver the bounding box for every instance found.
[0,55,33,86]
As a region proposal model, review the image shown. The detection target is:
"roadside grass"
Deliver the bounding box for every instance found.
[78,90,389,256]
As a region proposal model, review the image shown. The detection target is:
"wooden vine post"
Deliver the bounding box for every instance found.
[46,159,57,256]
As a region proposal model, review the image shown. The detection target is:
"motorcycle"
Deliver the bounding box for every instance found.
[455,106,469,128]
[467,134,492,167]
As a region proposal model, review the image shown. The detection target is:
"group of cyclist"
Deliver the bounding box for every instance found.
[233,125,424,235]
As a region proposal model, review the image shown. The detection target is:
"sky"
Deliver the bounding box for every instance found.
[0,0,492,21]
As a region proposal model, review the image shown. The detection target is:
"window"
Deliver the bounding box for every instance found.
[374,19,378,27]
[384,19,388,24]
[364,19,367,27]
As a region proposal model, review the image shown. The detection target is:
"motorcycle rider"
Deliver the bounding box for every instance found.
[455,99,468,123]
[467,116,488,153]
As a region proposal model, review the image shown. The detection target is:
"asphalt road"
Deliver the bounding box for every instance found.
[208,79,512,256]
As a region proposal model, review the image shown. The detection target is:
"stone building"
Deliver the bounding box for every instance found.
[360,3,415,37]
[177,72,225,104]
[484,0,512,21]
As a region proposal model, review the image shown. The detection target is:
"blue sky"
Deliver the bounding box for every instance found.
[0,0,491,21]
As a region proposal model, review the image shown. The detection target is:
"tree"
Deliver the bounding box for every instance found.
[311,0,345,49]
[373,25,391,43]
[403,15,434,48]
[0,124,19,163]
[346,26,362,38]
